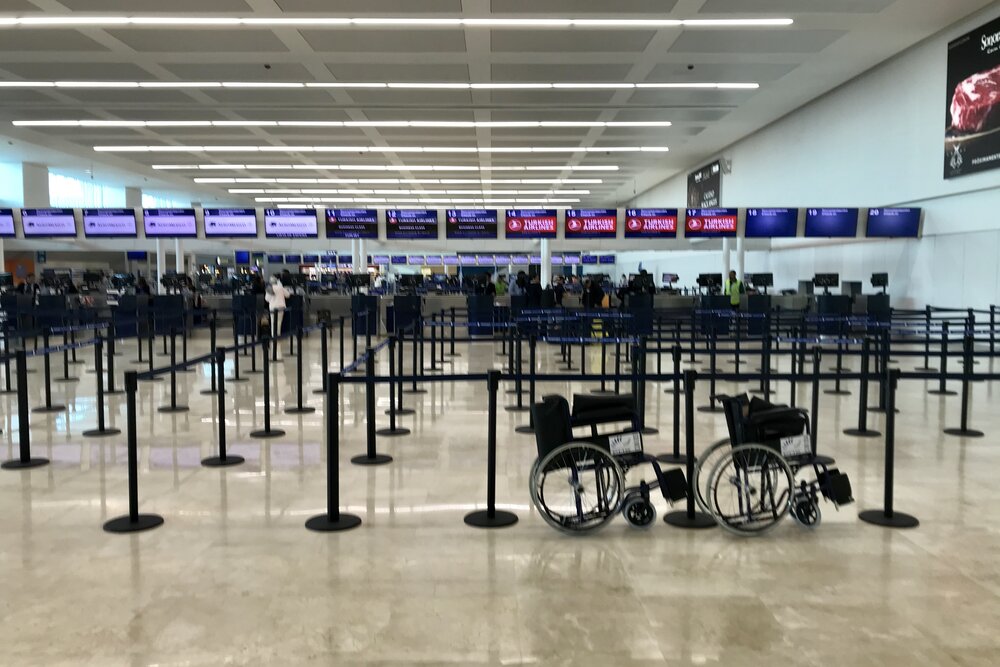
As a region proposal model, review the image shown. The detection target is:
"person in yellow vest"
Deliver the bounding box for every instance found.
[724,270,744,309]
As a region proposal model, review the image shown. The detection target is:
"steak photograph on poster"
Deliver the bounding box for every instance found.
[945,14,1000,179]
[687,160,722,207]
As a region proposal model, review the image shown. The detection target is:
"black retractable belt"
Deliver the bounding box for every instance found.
[943,333,985,438]
[859,369,919,529]
[103,371,164,533]
[83,337,121,438]
[1,350,49,470]
[664,370,715,529]
[202,348,245,468]
[506,329,528,412]
[249,335,284,439]
[306,373,363,532]
[351,347,393,466]
[56,329,79,383]
[464,370,518,529]
[313,320,329,396]
[515,335,537,433]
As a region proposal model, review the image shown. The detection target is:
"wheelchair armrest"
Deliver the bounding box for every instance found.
[747,407,809,425]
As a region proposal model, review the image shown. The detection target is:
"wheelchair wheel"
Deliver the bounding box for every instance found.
[693,438,732,513]
[530,442,625,535]
[707,444,794,536]
[791,494,822,528]
[622,495,657,529]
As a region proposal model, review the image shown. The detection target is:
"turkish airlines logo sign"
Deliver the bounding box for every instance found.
[623,209,678,237]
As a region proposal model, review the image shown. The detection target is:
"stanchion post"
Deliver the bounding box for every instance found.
[928,321,956,396]
[465,370,518,528]
[352,347,393,465]
[158,327,188,413]
[83,337,121,437]
[844,338,881,437]
[200,316,218,395]
[306,372,362,532]
[657,346,686,464]
[103,371,164,533]
[106,323,122,395]
[2,350,49,469]
[33,332,66,414]
[286,326,315,415]
[202,349,245,467]
[377,336,410,436]
[250,335,284,438]
[859,369,919,529]
[515,336,537,432]
[313,320,329,395]
[637,336,657,435]
[339,315,346,372]
[507,329,528,412]
[944,333,985,438]
[448,306,459,357]
[665,370,715,529]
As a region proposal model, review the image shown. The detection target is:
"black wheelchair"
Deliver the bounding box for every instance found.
[700,394,855,536]
[529,394,687,534]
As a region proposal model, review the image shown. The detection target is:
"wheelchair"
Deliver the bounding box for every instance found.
[529,393,687,534]
[699,394,855,536]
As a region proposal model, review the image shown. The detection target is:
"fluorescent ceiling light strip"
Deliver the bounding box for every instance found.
[198,177,603,185]
[0,80,756,91]
[154,164,617,172]
[0,16,792,29]
[17,119,669,128]
[99,145,667,154]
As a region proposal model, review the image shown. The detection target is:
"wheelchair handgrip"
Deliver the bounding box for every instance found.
[747,407,809,425]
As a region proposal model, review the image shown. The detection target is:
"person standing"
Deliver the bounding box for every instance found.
[724,270,744,309]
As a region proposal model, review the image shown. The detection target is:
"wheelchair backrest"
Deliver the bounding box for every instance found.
[718,394,751,446]
[531,395,573,460]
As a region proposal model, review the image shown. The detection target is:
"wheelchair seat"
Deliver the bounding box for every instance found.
[570,393,637,431]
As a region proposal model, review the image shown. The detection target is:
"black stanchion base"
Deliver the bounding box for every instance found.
[927,389,957,396]
[868,406,902,413]
[226,377,249,383]
[285,407,317,415]
[811,454,836,466]
[351,453,393,466]
[1,457,50,470]
[202,455,246,467]
[200,389,225,396]
[505,405,530,413]
[105,389,125,396]
[103,514,164,534]
[32,405,66,414]
[404,388,428,395]
[139,377,164,383]
[55,377,80,383]
[843,428,882,438]
[858,509,919,529]
[247,370,263,375]
[306,513,362,532]
[446,353,462,358]
[376,427,411,437]
[504,389,527,395]
[158,406,190,414]
[824,389,853,396]
[656,453,688,465]
[697,405,724,413]
[827,367,854,372]
[250,428,286,439]
[943,427,985,438]
[640,427,659,435]
[664,511,716,529]
[514,424,534,434]
[914,366,937,372]
[386,407,416,416]
[312,388,327,395]
[464,510,518,529]
[591,389,617,395]
[83,428,122,438]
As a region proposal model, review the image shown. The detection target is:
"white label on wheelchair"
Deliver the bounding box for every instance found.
[609,431,643,456]
[780,434,811,458]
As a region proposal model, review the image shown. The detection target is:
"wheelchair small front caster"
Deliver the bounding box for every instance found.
[792,497,821,528]
[623,496,657,529]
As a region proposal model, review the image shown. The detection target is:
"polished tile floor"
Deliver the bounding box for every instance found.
[0,331,998,665]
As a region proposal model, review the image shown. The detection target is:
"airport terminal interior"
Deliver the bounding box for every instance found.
[2,1,1000,665]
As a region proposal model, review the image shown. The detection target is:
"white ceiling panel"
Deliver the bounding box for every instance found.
[0,29,108,52]
[106,29,290,53]
[491,30,654,53]
[58,0,252,9]
[669,29,848,54]
[491,64,632,81]
[300,30,467,53]
[163,63,314,81]
[327,63,471,82]
[0,62,153,80]
[486,90,617,106]
[276,0,462,11]
[644,63,797,83]
[491,0,678,12]
[699,0,894,13]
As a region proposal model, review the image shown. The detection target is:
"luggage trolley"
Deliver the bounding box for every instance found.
[529,394,687,534]
[700,394,855,536]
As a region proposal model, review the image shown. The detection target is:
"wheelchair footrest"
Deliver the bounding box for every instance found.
[662,468,688,503]
[818,468,854,506]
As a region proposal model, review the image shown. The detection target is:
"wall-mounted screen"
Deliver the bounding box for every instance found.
[326,208,378,239]
[563,255,581,265]
[866,208,921,238]
[126,251,148,261]
[372,254,390,264]
[476,255,495,266]
[204,208,257,238]
[495,255,511,264]
[264,208,317,238]
[303,254,320,263]
[582,255,598,265]
[284,254,301,264]
[0,209,14,238]
[337,255,352,265]
[234,251,251,265]
[267,254,284,263]
[804,208,859,238]
[598,255,616,265]
[530,255,542,265]
[445,209,498,239]
[391,255,407,265]
[745,208,799,238]
[21,208,77,238]
[511,255,529,265]
[442,256,460,266]
[407,256,424,265]
[565,209,617,239]
[505,209,557,238]
[386,209,438,239]
[684,208,738,238]
[624,208,677,238]
[425,255,442,266]
[142,208,196,238]
[83,209,137,238]
[551,256,564,265]
[460,255,477,266]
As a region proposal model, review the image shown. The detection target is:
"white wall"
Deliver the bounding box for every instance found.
[631,5,1000,309]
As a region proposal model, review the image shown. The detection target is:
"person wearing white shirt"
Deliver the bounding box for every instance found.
[265,276,291,359]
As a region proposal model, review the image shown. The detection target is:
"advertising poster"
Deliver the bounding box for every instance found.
[946,15,1000,178]
[687,160,723,207]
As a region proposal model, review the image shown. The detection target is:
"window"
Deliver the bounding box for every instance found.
[49,172,126,208]
[142,192,189,209]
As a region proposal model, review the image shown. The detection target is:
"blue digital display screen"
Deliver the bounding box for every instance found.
[804,208,859,238]
[234,251,251,265]
[267,254,284,263]
[284,254,302,264]
[598,255,616,265]
[582,256,599,265]
[445,209,498,239]
[302,254,320,263]
[386,209,438,239]
[866,208,921,238]
[391,255,408,265]
[745,208,799,238]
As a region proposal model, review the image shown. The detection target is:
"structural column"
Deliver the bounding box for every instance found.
[22,163,50,208]
[124,186,142,209]
[174,239,183,274]
[736,236,746,279]
[155,238,165,294]
[722,237,732,277]
[540,238,552,288]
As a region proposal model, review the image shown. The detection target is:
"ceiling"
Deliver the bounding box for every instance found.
[0,0,993,209]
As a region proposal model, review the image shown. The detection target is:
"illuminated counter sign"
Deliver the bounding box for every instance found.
[565,209,617,239]
[326,208,378,239]
[204,208,257,238]
[84,209,137,237]
[624,209,678,238]
[264,208,318,238]
[745,209,798,238]
[505,209,557,238]
[804,208,859,238]
[445,209,498,239]
[684,208,738,238]
[143,208,196,238]
[0,209,14,237]
[22,208,77,237]
[866,208,921,238]
[386,209,438,239]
